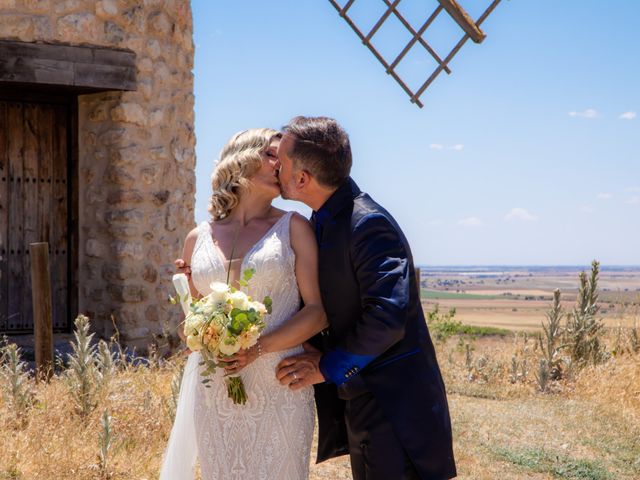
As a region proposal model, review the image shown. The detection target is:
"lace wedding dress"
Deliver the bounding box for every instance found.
[160,212,315,480]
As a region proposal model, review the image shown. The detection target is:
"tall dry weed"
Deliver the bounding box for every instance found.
[538,288,565,380]
[64,315,103,416]
[0,341,34,420]
[565,260,607,365]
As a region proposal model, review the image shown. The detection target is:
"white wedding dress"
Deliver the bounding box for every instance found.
[160,211,315,480]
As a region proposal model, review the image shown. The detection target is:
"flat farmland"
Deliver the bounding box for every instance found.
[420,266,640,332]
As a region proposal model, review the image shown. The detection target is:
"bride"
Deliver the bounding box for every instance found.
[160,128,327,480]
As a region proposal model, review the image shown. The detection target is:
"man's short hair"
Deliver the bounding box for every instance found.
[282,116,352,188]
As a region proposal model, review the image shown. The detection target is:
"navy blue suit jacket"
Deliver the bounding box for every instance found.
[311,178,456,480]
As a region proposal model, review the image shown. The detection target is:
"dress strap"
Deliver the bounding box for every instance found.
[278,211,295,252]
[192,221,210,253]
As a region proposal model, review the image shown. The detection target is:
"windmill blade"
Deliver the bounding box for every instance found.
[328,0,503,108]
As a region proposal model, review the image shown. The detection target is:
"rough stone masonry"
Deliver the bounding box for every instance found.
[0,0,196,348]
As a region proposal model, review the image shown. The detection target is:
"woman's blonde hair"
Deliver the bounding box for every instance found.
[208,128,280,220]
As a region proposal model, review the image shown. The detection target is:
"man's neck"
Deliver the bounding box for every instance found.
[307,186,338,212]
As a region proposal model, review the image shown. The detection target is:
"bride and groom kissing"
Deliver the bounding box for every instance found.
[160,116,456,480]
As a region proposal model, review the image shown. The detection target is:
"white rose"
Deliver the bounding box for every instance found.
[238,326,260,349]
[229,290,250,310]
[208,282,230,302]
[218,334,241,356]
[248,301,267,317]
[184,312,206,335]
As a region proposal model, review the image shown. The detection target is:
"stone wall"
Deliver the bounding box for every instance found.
[0,0,196,348]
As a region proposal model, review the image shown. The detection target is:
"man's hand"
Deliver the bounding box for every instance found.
[276,343,325,390]
[174,258,192,281]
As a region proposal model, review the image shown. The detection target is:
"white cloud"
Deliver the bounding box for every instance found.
[619,111,637,120]
[626,196,640,205]
[569,108,598,119]
[458,217,484,227]
[580,205,595,214]
[429,144,464,151]
[597,193,613,200]
[504,208,538,222]
[626,186,640,192]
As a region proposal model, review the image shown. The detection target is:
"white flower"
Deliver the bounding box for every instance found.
[229,290,250,310]
[184,312,206,335]
[208,282,230,302]
[248,301,267,317]
[203,295,227,313]
[238,325,260,349]
[186,334,201,352]
[218,332,241,355]
[209,313,226,331]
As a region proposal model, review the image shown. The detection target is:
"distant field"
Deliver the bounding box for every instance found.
[420,266,640,332]
[470,289,551,296]
[421,289,502,300]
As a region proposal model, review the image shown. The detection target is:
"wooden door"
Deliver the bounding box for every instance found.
[0,99,71,333]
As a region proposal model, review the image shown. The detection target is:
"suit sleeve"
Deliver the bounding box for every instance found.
[319,213,410,385]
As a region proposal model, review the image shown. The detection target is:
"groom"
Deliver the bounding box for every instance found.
[275,116,456,480]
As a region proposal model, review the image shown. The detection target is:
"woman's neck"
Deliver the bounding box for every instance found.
[225,191,273,226]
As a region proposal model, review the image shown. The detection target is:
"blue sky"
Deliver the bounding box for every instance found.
[190,0,639,266]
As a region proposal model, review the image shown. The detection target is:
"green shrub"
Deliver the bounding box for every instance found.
[426,304,509,341]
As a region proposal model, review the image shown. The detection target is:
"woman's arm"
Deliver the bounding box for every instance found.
[261,213,328,352]
[175,227,200,344]
[224,213,327,372]
[179,227,200,298]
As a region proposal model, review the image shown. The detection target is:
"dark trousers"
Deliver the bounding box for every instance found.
[345,392,421,480]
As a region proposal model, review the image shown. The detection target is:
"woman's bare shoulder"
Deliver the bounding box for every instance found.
[183,225,202,252]
[185,225,200,241]
[290,211,311,226]
[289,212,314,244]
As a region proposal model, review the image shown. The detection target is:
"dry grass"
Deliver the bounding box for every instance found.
[424,298,638,332]
[0,364,176,479]
[1,331,639,479]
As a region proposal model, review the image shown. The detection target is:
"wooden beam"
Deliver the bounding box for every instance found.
[437,0,486,43]
[30,242,53,381]
[0,41,136,92]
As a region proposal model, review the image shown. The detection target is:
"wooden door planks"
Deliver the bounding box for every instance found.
[51,104,69,330]
[0,102,8,331]
[7,102,24,330]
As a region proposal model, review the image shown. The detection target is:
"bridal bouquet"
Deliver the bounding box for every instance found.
[174,269,272,405]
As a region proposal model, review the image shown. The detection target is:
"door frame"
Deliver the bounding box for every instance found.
[0,89,78,334]
[0,40,136,335]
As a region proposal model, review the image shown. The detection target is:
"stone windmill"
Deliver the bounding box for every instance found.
[329,0,503,107]
[0,2,195,350]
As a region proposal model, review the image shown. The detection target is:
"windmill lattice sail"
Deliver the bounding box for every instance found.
[328,0,503,107]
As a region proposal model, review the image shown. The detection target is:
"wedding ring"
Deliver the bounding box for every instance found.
[292,372,298,381]
[233,361,239,369]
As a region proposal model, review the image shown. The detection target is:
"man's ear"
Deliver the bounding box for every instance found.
[296,170,312,191]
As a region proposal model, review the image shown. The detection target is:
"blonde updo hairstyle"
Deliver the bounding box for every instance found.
[208,128,280,221]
